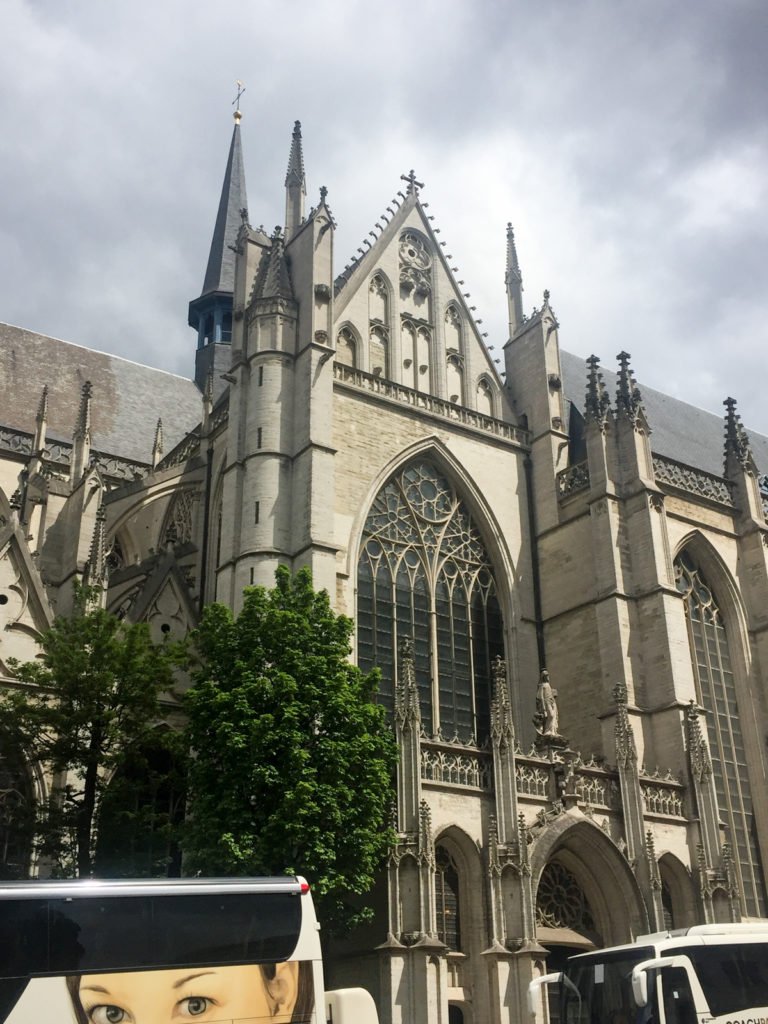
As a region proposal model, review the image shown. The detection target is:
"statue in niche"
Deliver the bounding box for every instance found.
[534,670,563,742]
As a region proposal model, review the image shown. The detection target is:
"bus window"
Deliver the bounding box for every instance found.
[675,944,768,1017]
[660,968,696,1024]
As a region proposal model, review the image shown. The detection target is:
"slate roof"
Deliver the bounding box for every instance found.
[0,323,202,464]
[200,121,248,296]
[560,349,768,478]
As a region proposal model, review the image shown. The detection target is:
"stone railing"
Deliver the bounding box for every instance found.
[576,767,621,810]
[0,426,149,483]
[333,363,529,446]
[515,759,550,798]
[640,770,686,818]
[157,433,202,471]
[557,460,590,499]
[653,455,733,506]
[421,740,492,791]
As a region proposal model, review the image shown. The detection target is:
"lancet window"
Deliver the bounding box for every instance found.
[357,460,505,743]
[476,378,494,417]
[675,550,767,917]
[435,846,462,950]
[336,327,357,369]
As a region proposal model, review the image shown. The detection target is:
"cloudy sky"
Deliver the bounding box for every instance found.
[2,0,767,434]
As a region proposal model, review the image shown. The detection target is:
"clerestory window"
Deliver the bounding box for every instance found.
[357,460,504,743]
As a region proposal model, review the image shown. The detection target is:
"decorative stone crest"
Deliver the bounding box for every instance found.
[615,352,647,427]
[399,232,432,297]
[585,355,612,426]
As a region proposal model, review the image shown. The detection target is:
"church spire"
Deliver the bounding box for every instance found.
[505,222,524,335]
[188,104,249,391]
[285,120,306,240]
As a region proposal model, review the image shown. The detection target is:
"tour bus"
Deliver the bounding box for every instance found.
[0,876,377,1024]
[527,924,768,1024]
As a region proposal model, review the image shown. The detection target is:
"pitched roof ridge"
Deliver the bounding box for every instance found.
[0,322,199,383]
[334,188,417,295]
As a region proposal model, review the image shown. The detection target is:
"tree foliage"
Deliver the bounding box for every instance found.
[1,583,178,877]
[183,566,397,933]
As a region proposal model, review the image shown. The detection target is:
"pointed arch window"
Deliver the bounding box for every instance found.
[476,378,494,417]
[336,327,357,369]
[357,460,504,743]
[435,846,462,950]
[675,550,767,917]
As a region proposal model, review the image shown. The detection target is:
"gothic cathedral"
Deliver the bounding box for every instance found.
[2,111,768,1024]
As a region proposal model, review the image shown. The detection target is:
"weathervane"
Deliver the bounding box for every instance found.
[232,80,246,122]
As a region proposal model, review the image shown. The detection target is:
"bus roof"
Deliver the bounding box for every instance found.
[0,876,306,900]
[568,923,768,963]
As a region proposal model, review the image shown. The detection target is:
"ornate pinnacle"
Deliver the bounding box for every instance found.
[9,489,22,511]
[36,384,49,424]
[285,120,306,191]
[615,352,646,425]
[395,637,421,728]
[73,380,93,440]
[506,222,522,283]
[585,355,612,425]
[152,418,164,468]
[686,700,712,781]
[490,655,515,746]
[87,505,108,586]
[418,798,434,866]
[723,397,755,473]
[613,681,637,768]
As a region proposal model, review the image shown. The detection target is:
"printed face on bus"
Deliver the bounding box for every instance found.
[69,963,300,1024]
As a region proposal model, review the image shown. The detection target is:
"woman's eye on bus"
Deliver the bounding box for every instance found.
[179,996,211,1017]
[89,1005,127,1024]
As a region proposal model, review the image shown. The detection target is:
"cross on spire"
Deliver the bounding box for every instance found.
[232,80,245,122]
[400,169,424,195]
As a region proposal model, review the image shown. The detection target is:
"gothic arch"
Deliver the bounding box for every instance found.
[335,323,361,370]
[353,444,522,742]
[658,851,697,929]
[530,815,648,946]
[475,375,497,418]
[433,826,485,989]
[347,436,522,642]
[672,531,750,663]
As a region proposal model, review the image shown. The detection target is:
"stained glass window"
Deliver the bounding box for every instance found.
[675,550,767,917]
[357,460,504,743]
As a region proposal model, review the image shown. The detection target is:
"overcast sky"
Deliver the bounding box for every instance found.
[2,0,767,436]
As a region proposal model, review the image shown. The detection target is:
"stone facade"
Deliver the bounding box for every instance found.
[1,115,768,1024]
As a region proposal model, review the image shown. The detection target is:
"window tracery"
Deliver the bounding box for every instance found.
[536,861,596,933]
[675,549,767,917]
[399,232,432,299]
[357,460,504,743]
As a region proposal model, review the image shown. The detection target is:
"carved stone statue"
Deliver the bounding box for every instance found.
[534,669,560,738]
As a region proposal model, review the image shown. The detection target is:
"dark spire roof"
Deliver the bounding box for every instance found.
[201,118,248,296]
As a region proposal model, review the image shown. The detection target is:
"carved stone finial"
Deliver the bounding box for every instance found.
[585,354,612,425]
[9,489,22,511]
[239,206,249,225]
[490,655,515,747]
[395,636,420,728]
[164,522,179,548]
[73,380,93,440]
[86,504,108,588]
[418,798,434,866]
[615,352,646,425]
[686,700,712,781]
[319,185,328,203]
[36,384,49,423]
[613,681,637,768]
[152,418,164,468]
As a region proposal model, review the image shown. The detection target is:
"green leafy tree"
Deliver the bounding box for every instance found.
[183,566,397,933]
[1,583,178,877]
